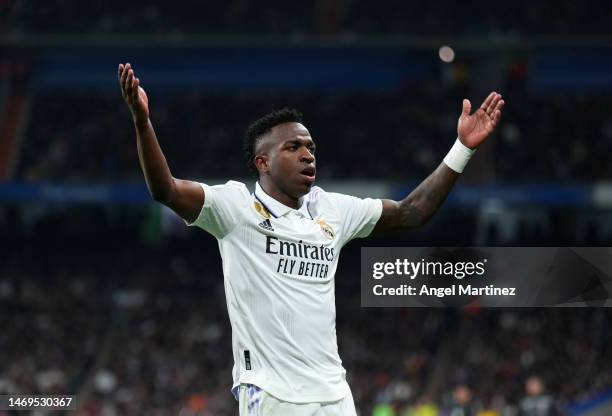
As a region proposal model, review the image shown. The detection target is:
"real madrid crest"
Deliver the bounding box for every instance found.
[315,218,335,240]
[253,200,272,219]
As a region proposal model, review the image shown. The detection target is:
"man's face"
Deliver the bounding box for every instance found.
[526,377,544,396]
[453,385,472,405]
[255,122,316,199]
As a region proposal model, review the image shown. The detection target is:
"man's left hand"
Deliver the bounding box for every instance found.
[457,91,505,149]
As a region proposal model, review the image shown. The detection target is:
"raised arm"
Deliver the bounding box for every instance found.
[372,92,504,234]
[118,63,204,223]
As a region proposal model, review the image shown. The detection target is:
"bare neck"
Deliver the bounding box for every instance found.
[259,177,300,209]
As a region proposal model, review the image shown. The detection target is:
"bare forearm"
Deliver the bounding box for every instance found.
[375,162,460,234]
[400,162,459,226]
[373,92,504,235]
[135,118,176,203]
[118,63,203,218]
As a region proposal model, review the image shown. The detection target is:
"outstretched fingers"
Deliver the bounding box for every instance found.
[494,96,505,116]
[119,63,131,97]
[479,91,496,113]
[492,110,502,126]
[461,98,472,117]
[120,63,130,85]
[491,99,505,126]
[125,69,134,101]
[486,93,502,116]
[132,77,140,102]
[485,100,503,128]
[118,63,125,97]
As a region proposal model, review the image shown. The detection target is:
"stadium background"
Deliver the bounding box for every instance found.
[1,1,612,415]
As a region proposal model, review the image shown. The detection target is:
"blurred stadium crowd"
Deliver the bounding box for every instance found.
[1,213,611,415]
[3,0,611,35]
[2,1,612,416]
[15,85,612,183]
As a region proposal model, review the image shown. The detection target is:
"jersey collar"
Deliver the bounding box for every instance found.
[254,182,312,219]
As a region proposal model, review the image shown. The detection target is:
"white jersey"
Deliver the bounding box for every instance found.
[187,180,382,403]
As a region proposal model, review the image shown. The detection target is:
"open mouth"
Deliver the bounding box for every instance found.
[299,166,316,185]
[300,166,316,178]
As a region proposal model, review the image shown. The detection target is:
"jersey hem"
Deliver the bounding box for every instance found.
[231,378,349,404]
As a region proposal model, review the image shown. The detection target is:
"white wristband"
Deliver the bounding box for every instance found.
[443,138,475,173]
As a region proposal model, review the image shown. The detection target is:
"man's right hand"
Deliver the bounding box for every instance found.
[118,62,204,223]
[118,63,149,126]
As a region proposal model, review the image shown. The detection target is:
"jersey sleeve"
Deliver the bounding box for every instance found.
[185,180,250,239]
[326,192,383,245]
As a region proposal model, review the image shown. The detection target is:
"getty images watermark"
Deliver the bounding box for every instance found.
[361,247,612,307]
[371,257,517,298]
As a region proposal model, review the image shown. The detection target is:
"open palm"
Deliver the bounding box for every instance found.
[457,92,504,149]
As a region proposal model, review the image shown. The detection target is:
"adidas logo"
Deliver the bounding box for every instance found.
[258,219,274,231]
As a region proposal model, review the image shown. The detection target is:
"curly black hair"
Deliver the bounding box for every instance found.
[243,108,303,178]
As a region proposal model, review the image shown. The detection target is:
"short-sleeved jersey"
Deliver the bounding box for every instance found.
[188,180,382,403]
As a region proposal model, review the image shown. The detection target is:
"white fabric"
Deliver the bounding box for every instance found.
[188,181,382,403]
[238,384,357,416]
[443,138,476,173]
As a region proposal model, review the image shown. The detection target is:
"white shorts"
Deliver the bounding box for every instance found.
[238,384,357,416]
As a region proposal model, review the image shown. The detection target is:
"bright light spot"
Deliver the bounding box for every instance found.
[438,46,455,63]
